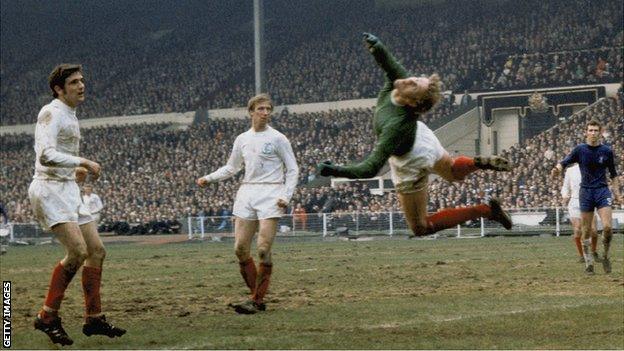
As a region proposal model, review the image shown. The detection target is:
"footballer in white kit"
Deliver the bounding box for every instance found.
[560,163,599,261]
[197,93,298,315]
[561,164,582,219]
[82,185,104,224]
[28,98,93,230]
[201,125,298,220]
[29,64,125,346]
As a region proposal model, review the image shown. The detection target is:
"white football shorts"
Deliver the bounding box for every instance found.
[28,179,94,231]
[233,183,285,220]
[567,198,581,219]
[389,121,447,194]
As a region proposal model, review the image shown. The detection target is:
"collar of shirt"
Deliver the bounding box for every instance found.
[52,98,77,115]
[250,125,271,135]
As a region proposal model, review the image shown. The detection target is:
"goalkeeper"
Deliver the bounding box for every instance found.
[318,33,513,236]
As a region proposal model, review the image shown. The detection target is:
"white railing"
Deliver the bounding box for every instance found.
[186,208,624,240]
[3,208,622,243]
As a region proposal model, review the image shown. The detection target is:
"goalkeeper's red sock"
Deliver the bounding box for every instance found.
[451,156,478,180]
[239,257,257,295]
[425,205,490,235]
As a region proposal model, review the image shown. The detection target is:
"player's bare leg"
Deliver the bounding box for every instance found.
[34,223,87,346]
[580,211,595,275]
[79,221,125,338]
[596,206,613,273]
[234,218,259,295]
[570,218,585,262]
[252,218,278,311]
[398,188,429,237]
[231,218,261,314]
[590,217,601,263]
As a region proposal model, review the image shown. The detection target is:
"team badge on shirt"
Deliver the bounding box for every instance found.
[261,142,274,155]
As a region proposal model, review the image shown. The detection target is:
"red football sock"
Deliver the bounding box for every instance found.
[42,262,77,317]
[426,205,491,234]
[239,257,257,295]
[451,156,478,180]
[574,236,583,257]
[82,266,102,317]
[590,236,597,253]
[253,263,273,304]
[38,309,58,323]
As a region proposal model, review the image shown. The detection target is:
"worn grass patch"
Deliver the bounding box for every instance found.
[2,236,623,349]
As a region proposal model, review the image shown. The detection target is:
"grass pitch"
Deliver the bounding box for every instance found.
[2,235,623,349]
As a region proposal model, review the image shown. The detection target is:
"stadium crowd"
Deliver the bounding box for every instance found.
[1,94,622,233]
[486,47,623,91]
[2,0,621,125]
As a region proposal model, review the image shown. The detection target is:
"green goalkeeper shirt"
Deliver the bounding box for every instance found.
[337,41,418,179]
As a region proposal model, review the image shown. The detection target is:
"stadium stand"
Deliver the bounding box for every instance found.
[1,0,621,125]
[1,95,621,231]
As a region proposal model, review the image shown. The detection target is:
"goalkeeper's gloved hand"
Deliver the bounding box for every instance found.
[363,32,380,51]
[317,160,341,177]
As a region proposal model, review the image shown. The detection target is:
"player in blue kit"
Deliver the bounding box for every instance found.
[552,119,621,274]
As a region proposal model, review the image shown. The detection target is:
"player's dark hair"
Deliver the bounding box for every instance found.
[247,93,273,113]
[48,64,82,98]
[586,119,602,130]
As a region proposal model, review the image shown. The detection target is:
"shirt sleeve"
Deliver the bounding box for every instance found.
[561,168,571,198]
[336,123,402,179]
[93,195,104,212]
[276,135,299,201]
[35,108,82,168]
[560,146,579,169]
[202,135,244,182]
[369,40,409,92]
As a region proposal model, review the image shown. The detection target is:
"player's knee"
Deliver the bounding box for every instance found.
[67,245,88,268]
[234,244,251,260]
[257,245,272,264]
[89,245,107,262]
[602,225,612,236]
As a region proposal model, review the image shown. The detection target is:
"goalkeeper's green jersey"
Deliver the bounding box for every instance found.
[338,41,419,179]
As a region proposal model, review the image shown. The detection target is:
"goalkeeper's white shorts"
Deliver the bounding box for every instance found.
[389,121,446,194]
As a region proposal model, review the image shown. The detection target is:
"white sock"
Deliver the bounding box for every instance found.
[583,239,593,267]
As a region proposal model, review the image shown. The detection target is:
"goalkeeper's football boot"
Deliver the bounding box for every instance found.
[83,315,126,337]
[474,156,512,172]
[489,199,513,230]
[34,315,74,346]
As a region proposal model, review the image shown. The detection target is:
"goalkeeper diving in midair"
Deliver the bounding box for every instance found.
[317,33,514,236]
